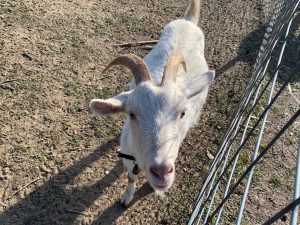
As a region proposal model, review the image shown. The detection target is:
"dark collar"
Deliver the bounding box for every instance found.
[118,153,140,175]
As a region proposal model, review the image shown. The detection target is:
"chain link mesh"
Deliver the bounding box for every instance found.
[188,0,300,224]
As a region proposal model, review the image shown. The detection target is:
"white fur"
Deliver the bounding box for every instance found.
[90,0,214,206]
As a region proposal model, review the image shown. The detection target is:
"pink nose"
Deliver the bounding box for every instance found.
[150,164,173,179]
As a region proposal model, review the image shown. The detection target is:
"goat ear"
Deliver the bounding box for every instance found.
[182,70,215,99]
[89,91,131,116]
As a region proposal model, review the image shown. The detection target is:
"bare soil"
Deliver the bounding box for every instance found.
[0,0,298,224]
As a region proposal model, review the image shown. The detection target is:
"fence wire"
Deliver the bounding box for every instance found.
[188,0,300,224]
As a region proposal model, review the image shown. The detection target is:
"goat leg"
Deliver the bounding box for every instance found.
[121,162,137,208]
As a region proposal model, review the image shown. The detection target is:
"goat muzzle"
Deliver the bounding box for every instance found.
[102,54,151,85]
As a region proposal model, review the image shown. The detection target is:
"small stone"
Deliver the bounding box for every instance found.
[85,167,93,173]
[281,215,287,222]
[52,167,59,175]
[105,170,109,175]
[206,150,214,160]
[3,167,10,175]
[155,190,165,198]
[4,174,12,181]
[40,165,52,173]
[18,188,25,198]
[45,173,52,181]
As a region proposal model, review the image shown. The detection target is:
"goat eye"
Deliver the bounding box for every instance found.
[180,112,185,119]
[129,113,136,120]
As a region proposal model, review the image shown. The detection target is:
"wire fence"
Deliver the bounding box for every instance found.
[188,0,300,224]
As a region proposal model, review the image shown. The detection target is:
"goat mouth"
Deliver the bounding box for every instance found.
[151,179,172,190]
[153,184,169,190]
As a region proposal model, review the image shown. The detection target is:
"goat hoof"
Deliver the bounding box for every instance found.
[120,191,133,208]
[120,197,131,208]
[120,200,129,209]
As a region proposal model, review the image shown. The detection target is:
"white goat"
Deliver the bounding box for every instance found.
[90,0,214,207]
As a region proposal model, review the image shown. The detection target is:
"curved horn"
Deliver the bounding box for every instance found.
[102,54,151,85]
[161,52,187,86]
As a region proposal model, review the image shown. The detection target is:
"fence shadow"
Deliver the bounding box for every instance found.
[0,135,145,224]
[215,23,267,79]
[91,182,153,225]
[216,12,300,84]
[277,12,300,84]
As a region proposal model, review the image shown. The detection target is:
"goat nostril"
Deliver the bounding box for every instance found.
[150,165,174,178]
[167,167,173,174]
[150,167,160,178]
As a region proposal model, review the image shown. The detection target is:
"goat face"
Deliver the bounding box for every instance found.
[89,53,214,191]
[125,81,187,190]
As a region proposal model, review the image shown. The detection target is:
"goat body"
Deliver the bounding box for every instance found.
[90,0,214,207]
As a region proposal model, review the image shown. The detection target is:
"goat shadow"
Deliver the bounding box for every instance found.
[0,135,153,225]
[216,12,300,84]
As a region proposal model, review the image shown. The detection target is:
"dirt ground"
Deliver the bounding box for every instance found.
[0,0,299,225]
